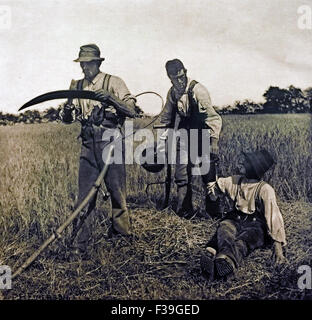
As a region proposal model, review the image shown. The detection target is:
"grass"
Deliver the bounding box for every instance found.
[0,114,311,300]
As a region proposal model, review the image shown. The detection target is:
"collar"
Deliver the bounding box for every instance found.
[241,176,262,184]
[84,71,103,85]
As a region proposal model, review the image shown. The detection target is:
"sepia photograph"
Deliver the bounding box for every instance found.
[0,0,311,308]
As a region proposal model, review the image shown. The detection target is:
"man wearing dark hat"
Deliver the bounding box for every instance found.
[61,44,139,257]
[160,59,222,218]
[200,149,286,281]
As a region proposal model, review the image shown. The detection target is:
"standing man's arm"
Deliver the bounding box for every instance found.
[94,75,139,118]
[59,79,80,123]
[193,83,222,155]
[108,76,138,117]
[261,186,287,266]
[160,88,176,128]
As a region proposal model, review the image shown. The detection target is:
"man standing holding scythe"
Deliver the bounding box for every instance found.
[61,44,139,258]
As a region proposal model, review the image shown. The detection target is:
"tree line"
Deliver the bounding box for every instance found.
[218,85,312,115]
[0,107,60,126]
[1,85,311,125]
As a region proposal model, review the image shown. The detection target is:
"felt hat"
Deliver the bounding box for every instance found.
[74,44,105,62]
[242,149,276,179]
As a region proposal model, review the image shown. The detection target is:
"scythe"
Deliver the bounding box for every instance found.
[18,89,137,118]
[12,145,114,280]
[12,89,167,280]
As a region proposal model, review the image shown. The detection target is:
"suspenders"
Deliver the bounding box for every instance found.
[77,79,83,90]
[234,177,266,214]
[76,73,111,91]
[102,73,111,91]
[76,73,112,119]
[76,79,84,113]
[187,80,198,115]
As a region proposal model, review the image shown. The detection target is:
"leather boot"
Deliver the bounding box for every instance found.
[176,184,194,218]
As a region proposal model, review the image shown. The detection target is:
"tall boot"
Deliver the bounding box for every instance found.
[176,184,194,218]
[112,208,132,236]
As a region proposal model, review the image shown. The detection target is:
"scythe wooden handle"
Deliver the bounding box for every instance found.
[12,145,114,280]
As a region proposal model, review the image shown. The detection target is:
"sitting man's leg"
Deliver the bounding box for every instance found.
[215,217,266,278]
[235,219,266,257]
[201,218,238,280]
[214,218,239,277]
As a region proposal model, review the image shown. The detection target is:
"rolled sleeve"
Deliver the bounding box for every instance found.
[216,175,241,199]
[109,75,137,116]
[193,83,222,140]
[260,185,287,246]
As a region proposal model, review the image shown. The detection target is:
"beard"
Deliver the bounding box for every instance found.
[83,69,99,82]
[83,72,93,81]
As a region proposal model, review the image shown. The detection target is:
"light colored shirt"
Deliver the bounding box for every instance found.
[69,71,136,119]
[216,175,287,245]
[160,77,222,140]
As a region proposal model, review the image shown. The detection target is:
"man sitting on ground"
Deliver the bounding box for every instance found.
[200,149,286,281]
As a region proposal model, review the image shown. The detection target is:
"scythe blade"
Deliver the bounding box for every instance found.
[18,90,137,118]
[18,90,101,111]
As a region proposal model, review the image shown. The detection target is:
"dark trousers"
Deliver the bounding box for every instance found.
[174,129,217,214]
[207,211,266,267]
[74,125,130,251]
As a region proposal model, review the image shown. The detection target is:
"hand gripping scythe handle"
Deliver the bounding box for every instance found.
[12,145,114,280]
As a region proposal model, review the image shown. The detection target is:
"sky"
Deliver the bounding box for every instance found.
[1,0,312,114]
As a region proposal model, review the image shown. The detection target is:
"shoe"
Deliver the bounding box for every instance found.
[215,253,236,278]
[200,247,217,281]
[107,226,136,243]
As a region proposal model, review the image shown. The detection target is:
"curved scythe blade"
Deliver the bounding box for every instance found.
[18,90,101,111]
[18,90,136,117]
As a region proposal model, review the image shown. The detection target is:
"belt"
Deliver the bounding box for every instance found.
[236,213,256,222]
[224,210,262,223]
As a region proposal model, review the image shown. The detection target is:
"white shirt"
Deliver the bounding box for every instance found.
[216,175,287,245]
[69,71,136,119]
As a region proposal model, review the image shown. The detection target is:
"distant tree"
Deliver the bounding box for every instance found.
[229,100,262,114]
[6,113,18,124]
[303,87,312,113]
[218,105,232,115]
[23,110,36,123]
[0,111,7,125]
[17,112,27,123]
[263,86,292,113]
[43,107,59,122]
[288,85,307,113]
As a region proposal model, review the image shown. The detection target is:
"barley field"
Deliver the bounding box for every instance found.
[0,114,311,300]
